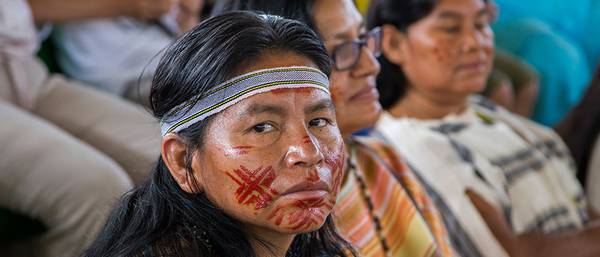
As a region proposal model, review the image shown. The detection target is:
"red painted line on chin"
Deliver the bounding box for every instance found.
[268,197,331,229]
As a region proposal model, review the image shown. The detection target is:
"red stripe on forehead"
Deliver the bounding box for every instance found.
[270,88,314,95]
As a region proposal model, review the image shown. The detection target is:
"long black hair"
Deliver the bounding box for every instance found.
[83,11,354,257]
[367,0,487,109]
[555,66,600,187]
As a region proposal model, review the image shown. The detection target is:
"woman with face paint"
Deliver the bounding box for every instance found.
[214,1,462,257]
[370,0,600,256]
[82,11,356,257]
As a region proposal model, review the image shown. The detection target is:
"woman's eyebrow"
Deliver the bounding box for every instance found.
[332,20,365,41]
[436,8,488,21]
[305,98,335,115]
[436,11,462,21]
[243,103,287,117]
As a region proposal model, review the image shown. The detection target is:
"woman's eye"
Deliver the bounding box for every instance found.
[309,118,329,128]
[475,22,489,31]
[441,26,460,34]
[252,123,275,133]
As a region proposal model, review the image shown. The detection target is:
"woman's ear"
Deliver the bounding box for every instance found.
[161,134,204,193]
[381,24,407,65]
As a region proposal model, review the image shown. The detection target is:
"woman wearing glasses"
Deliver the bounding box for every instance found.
[83,11,357,257]
[214,1,460,256]
[370,0,600,256]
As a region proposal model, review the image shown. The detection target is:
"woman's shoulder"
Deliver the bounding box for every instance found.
[469,95,560,140]
[375,112,453,148]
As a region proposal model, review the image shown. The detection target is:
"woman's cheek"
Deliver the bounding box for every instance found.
[224,163,280,210]
[323,143,345,197]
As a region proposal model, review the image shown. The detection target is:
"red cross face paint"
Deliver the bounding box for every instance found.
[188,52,345,236]
[226,165,279,210]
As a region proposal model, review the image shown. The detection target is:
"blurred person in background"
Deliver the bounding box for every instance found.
[370,0,600,256]
[28,0,204,106]
[0,0,160,256]
[358,0,540,118]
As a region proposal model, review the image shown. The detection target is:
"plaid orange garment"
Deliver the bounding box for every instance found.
[333,137,454,257]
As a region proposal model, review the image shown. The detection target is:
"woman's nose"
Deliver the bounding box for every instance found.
[284,135,324,169]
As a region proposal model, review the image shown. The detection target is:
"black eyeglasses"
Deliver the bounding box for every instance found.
[330,27,382,71]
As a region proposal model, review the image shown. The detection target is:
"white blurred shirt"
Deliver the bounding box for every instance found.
[52,16,176,95]
[376,96,588,257]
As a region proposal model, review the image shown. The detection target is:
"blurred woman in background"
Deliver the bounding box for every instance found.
[370,0,600,256]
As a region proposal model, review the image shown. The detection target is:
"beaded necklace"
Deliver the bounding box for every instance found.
[346,145,393,257]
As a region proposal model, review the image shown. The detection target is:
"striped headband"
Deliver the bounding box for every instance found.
[160,66,329,136]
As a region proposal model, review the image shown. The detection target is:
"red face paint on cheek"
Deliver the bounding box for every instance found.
[223,145,253,157]
[432,39,458,63]
[302,135,312,145]
[323,144,345,197]
[432,47,449,63]
[225,165,279,210]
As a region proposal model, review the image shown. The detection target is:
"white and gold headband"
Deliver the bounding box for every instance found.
[160,66,329,136]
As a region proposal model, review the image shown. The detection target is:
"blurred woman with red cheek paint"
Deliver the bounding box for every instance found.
[371,0,600,256]
[82,11,357,257]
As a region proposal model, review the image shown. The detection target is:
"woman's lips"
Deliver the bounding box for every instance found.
[456,60,487,71]
[350,84,379,102]
[280,180,330,196]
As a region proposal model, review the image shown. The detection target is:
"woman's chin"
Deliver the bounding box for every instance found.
[454,79,487,95]
[275,219,327,234]
[340,103,382,135]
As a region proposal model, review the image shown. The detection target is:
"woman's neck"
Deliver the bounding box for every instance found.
[387,89,469,120]
[246,226,295,257]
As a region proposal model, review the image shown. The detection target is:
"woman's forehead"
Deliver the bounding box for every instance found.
[233,51,318,76]
[313,0,364,42]
[231,88,332,117]
[430,0,488,18]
